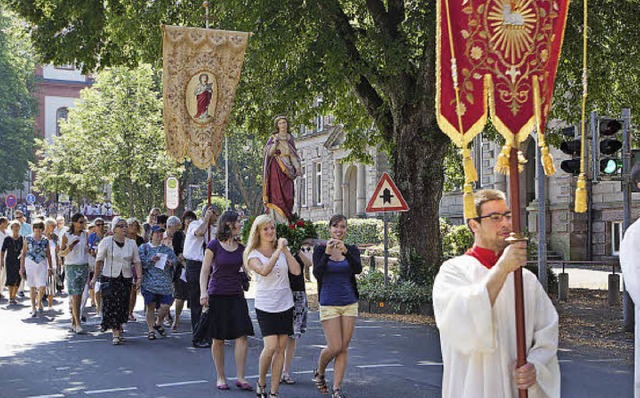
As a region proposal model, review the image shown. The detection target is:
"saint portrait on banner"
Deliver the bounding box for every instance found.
[186,72,217,123]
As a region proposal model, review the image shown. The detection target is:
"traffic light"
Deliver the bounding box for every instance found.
[559,126,581,175]
[596,118,623,179]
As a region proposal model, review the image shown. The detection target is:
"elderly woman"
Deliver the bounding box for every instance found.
[1,221,23,305]
[20,219,53,317]
[91,217,142,345]
[245,215,300,398]
[61,213,90,333]
[139,225,177,340]
[43,218,60,308]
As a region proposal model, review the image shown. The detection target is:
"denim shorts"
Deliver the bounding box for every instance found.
[141,288,173,305]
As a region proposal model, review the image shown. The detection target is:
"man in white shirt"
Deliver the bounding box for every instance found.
[433,189,560,398]
[183,204,218,348]
[620,163,640,398]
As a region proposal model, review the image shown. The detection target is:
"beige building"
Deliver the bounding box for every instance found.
[293,118,390,221]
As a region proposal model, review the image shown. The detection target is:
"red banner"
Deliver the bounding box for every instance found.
[436,0,570,148]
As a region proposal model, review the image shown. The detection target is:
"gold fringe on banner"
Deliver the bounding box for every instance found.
[575,173,587,213]
[494,145,511,175]
[463,182,478,220]
[462,147,478,183]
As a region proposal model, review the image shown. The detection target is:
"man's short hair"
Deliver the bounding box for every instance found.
[473,189,507,218]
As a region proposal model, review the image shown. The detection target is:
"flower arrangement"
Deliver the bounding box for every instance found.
[240,215,318,255]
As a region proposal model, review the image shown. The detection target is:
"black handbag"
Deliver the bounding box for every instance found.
[240,271,250,292]
[192,308,210,341]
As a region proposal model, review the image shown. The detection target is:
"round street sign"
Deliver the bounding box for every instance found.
[26,193,36,205]
[165,177,180,211]
[5,194,17,208]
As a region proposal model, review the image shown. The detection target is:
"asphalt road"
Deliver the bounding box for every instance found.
[0,291,633,398]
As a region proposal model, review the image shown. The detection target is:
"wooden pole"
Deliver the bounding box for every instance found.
[509,146,528,398]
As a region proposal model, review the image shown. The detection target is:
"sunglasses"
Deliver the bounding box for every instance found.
[95,223,104,227]
[115,223,128,228]
[76,220,86,224]
[33,226,44,230]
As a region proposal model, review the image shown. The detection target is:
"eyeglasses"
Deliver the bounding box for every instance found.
[300,247,312,253]
[95,223,104,226]
[115,223,128,228]
[475,211,512,223]
[76,220,86,224]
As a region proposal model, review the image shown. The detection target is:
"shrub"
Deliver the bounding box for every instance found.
[441,223,473,260]
[314,218,385,245]
[357,270,432,313]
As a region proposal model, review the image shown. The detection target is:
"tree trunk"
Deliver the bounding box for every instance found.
[394,104,449,284]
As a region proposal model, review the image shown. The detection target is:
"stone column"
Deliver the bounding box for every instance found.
[356,164,367,216]
[334,162,343,215]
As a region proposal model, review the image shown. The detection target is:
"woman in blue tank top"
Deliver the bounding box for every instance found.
[312,215,362,398]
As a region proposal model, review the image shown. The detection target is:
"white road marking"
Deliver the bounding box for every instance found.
[84,387,138,394]
[157,380,208,388]
[417,360,443,366]
[27,395,65,398]
[356,363,404,369]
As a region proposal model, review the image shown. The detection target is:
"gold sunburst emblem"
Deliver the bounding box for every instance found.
[486,0,538,65]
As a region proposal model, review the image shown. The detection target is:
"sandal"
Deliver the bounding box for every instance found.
[112,336,122,345]
[153,323,167,337]
[148,331,156,340]
[280,373,296,385]
[332,388,347,398]
[313,369,330,395]
[256,383,267,398]
[269,394,279,398]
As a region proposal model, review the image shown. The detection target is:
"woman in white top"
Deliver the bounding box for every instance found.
[91,217,142,345]
[244,215,300,398]
[61,213,90,333]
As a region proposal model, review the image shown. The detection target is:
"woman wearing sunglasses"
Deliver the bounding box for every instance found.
[91,217,142,345]
[61,213,90,333]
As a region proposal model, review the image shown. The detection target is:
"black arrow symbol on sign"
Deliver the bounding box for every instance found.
[381,188,393,204]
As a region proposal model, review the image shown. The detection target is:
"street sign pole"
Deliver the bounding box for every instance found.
[383,211,389,286]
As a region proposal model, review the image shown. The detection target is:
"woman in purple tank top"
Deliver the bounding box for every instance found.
[199,211,254,392]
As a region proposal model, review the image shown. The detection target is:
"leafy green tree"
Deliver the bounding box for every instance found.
[10,0,640,283]
[33,65,182,219]
[0,8,37,193]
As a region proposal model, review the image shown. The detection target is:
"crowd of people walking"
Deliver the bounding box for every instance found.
[0,206,360,398]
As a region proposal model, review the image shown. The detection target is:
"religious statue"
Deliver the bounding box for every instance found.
[263,116,302,223]
[194,73,213,120]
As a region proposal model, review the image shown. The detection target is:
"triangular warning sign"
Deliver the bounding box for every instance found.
[366,172,409,213]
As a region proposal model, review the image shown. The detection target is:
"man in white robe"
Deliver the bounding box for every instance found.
[433,189,560,398]
[619,163,640,398]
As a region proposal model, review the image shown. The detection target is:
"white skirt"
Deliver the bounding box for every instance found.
[25,258,48,288]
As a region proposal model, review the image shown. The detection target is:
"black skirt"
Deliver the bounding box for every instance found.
[256,307,294,337]
[202,295,254,340]
[100,274,132,330]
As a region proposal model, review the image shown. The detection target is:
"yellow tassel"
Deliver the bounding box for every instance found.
[517,150,527,173]
[574,173,587,213]
[463,182,478,220]
[494,145,511,175]
[462,148,478,183]
[541,145,557,176]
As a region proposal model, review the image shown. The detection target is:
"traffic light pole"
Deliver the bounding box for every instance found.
[622,108,634,331]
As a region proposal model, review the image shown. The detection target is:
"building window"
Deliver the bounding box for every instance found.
[314,162,322,205]
[300,124,307,136]
[56,107,69,136]
[300,166,307,207]
[612,222,623,256]
[316,115,324,132]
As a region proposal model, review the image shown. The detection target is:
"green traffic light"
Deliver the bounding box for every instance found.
[600,158,622,175]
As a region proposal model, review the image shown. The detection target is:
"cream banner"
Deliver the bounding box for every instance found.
[162,25,249,168]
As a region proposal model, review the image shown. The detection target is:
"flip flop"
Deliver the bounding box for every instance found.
[216,383,230,390]
[235,381,254,391]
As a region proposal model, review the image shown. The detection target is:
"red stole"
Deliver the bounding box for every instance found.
[465,245,502,270]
